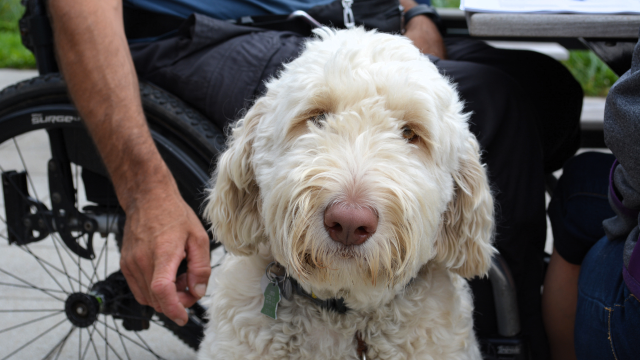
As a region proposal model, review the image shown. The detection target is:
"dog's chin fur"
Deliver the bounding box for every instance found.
[202,27,496,359]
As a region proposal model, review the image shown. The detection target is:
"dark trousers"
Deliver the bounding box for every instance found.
[548,152,640,359]
[436,39,581,359]
[130,15,584,359]
[548,152,616,265]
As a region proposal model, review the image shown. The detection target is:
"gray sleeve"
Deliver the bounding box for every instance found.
[604,32,640,193]
[602,30,640,266]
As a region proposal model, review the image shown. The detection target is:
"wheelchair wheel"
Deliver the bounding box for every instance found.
[0,74,226,359]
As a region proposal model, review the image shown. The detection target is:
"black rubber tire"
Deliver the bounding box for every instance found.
[0,73,226,171]
[0,74,222,356]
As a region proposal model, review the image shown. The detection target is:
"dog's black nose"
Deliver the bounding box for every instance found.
[324,203,378,246]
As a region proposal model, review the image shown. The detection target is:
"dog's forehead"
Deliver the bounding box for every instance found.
[265,29,450,117]
[250,28,468,167]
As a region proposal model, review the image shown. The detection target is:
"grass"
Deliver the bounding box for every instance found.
[561,51,618,97]
[0,31,35,69]
[0,0,621,95]
[0,0,35,69]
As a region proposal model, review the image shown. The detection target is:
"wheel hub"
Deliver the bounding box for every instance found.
[64,292,100,328]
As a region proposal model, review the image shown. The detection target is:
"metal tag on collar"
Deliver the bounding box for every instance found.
[261,280,280,319]
[342,0,355,29]
[261,262,282,319]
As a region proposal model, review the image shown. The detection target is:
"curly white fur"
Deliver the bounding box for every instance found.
[201,27,495,360]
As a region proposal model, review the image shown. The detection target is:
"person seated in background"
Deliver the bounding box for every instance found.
[543,34,640,360]
[49,1,582,357]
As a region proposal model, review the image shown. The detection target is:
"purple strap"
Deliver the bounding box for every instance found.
[609,160,640,220]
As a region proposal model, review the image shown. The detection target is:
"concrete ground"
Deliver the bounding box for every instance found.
[0,68,607,359]
[0,69,38,90]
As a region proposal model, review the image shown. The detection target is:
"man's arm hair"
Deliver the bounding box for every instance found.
[48,0,211,326]
[48,0,166,200]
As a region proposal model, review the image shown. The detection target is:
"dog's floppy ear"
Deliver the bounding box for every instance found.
[436,135,495,278]
[205,105,265,256]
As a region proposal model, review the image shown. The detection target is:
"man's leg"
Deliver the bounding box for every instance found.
[575,235,640,359]
[129,15,306,131]
[431,56,549,359]
[544,152,615,360]
[445,38,584,173]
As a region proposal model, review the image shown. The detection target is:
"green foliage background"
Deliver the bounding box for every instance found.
[0,0,621,95]
[561,51,618,97]
[0,0,35,69]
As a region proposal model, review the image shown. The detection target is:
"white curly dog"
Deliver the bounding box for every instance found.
[201,27,495,360]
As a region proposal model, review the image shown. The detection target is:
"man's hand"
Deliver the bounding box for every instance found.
[49,0,211,326]
[119,183,211,326]
[400,0,447,59]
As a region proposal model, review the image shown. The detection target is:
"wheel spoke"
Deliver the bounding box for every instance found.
[49,230,77,293]
[0,308,62,313]
[12,138,42,201]
[78,323,82,360]
[89,236,108,286]
[96,319,166,359]
[134,331,163,360]
[41,326,75,360]
[89,327,102,360]
[15,244,70,294]
[1,317,67,360]
[0,224,70,295]
[0,311,64,335]
[112,317,131,360]
[15,244,83,290]
[49,234,93,289]
[92,320,123,360]
[0,281,66,295]
[104,243,109,360]
[80,327,94,360]
[0,269,65,301]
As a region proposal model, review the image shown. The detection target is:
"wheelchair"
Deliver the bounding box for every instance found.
[0,0,526,358]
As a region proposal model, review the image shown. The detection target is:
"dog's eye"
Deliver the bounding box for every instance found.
[402,126,418,143]
[310,113,326,128]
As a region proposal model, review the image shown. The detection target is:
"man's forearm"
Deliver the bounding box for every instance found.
[399,0,446,59]
[49,0,211,323]
[49,0,177,211]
